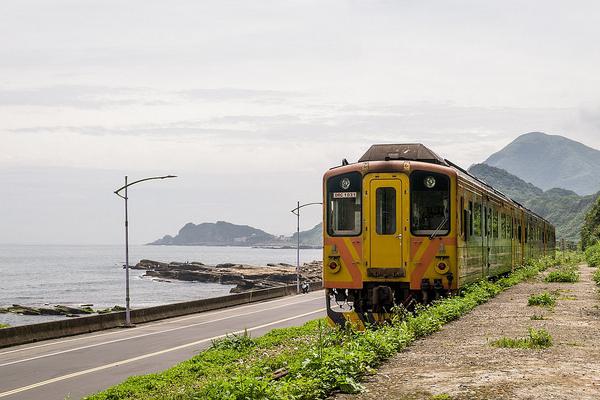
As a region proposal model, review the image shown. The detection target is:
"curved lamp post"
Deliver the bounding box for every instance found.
[290,201,322,294]
[114,175,177,327]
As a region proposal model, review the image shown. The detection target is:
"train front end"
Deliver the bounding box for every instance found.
[323,144,458,328]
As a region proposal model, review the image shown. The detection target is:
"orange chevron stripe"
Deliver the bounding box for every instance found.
[410,237,455,288]
[324,237,362,288]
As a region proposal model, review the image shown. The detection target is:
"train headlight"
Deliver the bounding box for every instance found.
[424,176,436,189]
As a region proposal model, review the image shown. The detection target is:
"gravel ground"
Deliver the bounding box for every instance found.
[336,264,600,400]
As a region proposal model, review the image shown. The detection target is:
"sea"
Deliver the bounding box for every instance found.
[0,244,322,327]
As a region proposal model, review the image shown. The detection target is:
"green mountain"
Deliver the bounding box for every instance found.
[468,163,598,241]
[484,132,600,195]
[291,223,323,246]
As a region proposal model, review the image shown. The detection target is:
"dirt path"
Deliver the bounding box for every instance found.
[337,264,600,400]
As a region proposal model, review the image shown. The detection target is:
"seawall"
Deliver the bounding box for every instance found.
[0,281,323,349]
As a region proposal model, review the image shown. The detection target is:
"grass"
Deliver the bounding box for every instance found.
[491,327,553,349]
[527,292,556,307]
[0,323,9,329]
[530,314,545,320]
[85,253,570,400]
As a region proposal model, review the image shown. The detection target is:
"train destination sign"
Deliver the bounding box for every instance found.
[332,192,357,198]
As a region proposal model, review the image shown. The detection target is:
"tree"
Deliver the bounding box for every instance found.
[581,195,600,249]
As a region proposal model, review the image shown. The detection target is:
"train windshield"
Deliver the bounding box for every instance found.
[327,172,362,236]
[410,171,450,236]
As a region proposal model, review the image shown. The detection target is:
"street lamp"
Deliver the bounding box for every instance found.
[114,174,177,327]
[290,201,322,294]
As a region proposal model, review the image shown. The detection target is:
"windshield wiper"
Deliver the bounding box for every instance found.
[429,215,449,240]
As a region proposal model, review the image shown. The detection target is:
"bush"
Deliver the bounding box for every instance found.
[585,243,600,267]
[545,268,579,283]
[527,292,556,307]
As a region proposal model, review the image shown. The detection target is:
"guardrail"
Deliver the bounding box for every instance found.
[0,281,323,349]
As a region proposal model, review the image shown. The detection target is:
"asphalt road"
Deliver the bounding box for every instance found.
[0,290,326,400]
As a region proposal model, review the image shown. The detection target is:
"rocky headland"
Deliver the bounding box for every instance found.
[132,259,323,293]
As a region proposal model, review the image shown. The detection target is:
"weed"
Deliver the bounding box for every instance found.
[0,323,9,329]
[545,268,580,283]
[431,394,453,400]
[527,292,556,307]
[530,314,545,320]
[491,328,553,349]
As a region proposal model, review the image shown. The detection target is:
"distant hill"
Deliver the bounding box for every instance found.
[150,221,323,247]
[468,163,598,241]
[484,132,600,195]
[151,221,276,246]
[291,223,323,246]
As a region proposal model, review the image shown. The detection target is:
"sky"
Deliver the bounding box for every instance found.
[1,0,600,244]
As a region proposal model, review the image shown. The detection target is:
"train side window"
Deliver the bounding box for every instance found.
[469,201,474,236]
[375,187,396,235]
[473,202,481,237]
[492,210,499,239]
[460,196,464,237]
[518,225,522,243]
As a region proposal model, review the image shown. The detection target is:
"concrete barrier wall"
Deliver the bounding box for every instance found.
[0,281,323,349]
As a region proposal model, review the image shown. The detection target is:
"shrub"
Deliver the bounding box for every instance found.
[585,243,600,267]
[491,328,553,349]
[545,268,579,283]
[527,292,556,307]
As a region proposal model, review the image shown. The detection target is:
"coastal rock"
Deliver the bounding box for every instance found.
[136,259,323,292]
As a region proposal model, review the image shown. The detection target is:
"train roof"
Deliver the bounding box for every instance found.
[358,144,447,165]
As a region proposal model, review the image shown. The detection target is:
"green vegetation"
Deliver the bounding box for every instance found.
[430,394,453,400]
[581,196,600,249]
[527,292,556,307]
[469,163,598,241]
[530,314,545,320]
[0,323,9,329]
[545,267,580,283]
[584,242,600,267]
[85,255,566,400]
[593,268,600,286]
[491,327,553,349]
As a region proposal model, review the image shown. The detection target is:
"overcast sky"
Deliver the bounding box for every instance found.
[1,0,600,244]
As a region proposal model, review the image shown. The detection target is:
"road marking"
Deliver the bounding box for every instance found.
[0,307,326,398]
[0,296,321,367]
[0,291,323,357]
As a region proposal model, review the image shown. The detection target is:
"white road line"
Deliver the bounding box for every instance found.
[0,296,321,367]
[0,308,326,398]
[0,291,323,357]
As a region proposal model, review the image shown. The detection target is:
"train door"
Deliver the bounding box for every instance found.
[369,179,403,269]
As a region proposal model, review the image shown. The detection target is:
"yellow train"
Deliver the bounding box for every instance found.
[323,144,555,327]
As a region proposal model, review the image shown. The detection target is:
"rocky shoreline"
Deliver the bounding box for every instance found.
[0,304,125,318]
[132,259,323,293]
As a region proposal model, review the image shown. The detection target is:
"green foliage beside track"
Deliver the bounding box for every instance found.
[86,254,572,400]
[584,243,600,267]
[0,323,9,329]
[581,195,600,248]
